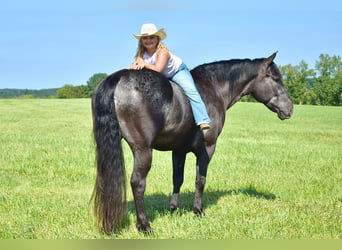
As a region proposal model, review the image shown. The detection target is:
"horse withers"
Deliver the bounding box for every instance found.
[91,52,293,234]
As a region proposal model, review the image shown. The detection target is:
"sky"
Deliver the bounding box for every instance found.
[0,0,341,89]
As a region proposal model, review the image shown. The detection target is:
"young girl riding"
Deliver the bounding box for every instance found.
[130,23,211,130]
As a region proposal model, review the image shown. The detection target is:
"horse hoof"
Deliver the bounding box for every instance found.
[170,204,179,213]
[142,227,154,235]
[137,223,153,234]
[170,207,184,216]
[170,193,179,213]
[193,207,205,216]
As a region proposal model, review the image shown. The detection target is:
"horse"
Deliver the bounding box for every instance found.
[91,52,293,234]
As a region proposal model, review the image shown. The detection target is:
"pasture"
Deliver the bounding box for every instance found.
[0,99,341,239]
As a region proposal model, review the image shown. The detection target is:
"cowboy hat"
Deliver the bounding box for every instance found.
[133,23,167,40]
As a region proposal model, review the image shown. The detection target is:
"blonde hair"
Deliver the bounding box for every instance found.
[134,37,169,59]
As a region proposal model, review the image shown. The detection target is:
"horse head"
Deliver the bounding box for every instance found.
[250,52,293,120]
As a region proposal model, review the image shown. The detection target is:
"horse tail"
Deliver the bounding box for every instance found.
[91,70,127,234]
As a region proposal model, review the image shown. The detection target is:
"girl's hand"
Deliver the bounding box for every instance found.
[130,58,145,70]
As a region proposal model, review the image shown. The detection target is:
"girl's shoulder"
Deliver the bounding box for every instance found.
[157,47,170,57]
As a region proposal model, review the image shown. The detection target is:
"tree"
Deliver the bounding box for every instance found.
[279,61,315,104]
[86,73,108,97]
[315,54,341,78]
[56,85,88,98]
[279,54,342,106]
[313,54,342,105]
[297,61,316,105]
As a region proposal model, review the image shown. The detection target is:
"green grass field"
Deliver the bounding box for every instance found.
[0,99,341,239]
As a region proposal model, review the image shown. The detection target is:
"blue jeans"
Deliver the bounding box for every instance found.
[170,63,211,125]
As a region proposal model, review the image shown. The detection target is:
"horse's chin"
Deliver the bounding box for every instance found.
[278,114,289,120]
[270,101,293,120]
[277,110,292,120]
[265,104,292,120]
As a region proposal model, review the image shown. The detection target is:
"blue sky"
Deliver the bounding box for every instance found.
[1,0,341,89]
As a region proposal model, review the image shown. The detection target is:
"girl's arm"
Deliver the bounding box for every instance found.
[133,48,169,72]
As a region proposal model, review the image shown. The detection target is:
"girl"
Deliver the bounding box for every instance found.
[130,23,211,130]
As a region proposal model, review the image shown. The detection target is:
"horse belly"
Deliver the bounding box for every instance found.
[154,133,192,151]
[152,84,195,151]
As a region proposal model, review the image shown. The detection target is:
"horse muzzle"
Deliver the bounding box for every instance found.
[267,96,293,120]
[278,101,293,120]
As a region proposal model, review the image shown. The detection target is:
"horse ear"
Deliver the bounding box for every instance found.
[263,52,277,66]
[261,52,277,76]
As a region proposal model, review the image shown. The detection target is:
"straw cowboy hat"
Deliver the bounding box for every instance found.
[133,23,167,40]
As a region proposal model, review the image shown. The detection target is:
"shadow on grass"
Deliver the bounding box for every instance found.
[126,185,276,224]
[126,189,229,225]
[228,184,277,200]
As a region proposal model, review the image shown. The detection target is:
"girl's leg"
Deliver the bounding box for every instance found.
[171,65,211,126]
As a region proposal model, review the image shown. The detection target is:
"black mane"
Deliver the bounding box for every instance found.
[191,58,263,85]
[191,58,267,73]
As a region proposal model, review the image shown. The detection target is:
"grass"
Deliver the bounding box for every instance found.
[0,99,341,239]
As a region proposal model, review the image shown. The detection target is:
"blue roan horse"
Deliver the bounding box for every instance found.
[91,52,293,234]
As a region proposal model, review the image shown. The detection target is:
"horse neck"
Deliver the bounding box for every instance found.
[194,60,259,110]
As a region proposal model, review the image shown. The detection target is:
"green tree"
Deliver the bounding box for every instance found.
[86,73,108,97]
[56,85,88,98]
[313,54,342,106]
[279,61,315,104]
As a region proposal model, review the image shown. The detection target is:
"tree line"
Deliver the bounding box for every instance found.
[0,88,59,99]
[1,54,341,106]
[279,54,341,106]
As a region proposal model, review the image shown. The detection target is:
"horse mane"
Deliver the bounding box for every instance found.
[191,58,262,85]
[192,57,265,69]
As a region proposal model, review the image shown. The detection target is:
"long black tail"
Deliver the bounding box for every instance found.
[91,71,127,234]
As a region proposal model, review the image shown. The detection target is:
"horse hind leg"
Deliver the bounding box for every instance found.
[130,148,153,233]
[193,145,212,215]
[194,168,206,214]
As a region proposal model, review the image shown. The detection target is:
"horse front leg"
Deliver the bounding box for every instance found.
[130,149,153,233]
[170,151,186,212]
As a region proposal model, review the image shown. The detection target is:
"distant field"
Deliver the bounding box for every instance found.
[0,99,341,239]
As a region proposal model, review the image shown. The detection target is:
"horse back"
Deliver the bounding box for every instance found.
[114,69,172,124]
[113,69,195,151]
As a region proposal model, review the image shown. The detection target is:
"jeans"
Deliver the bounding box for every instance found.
[170,63,211,125]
